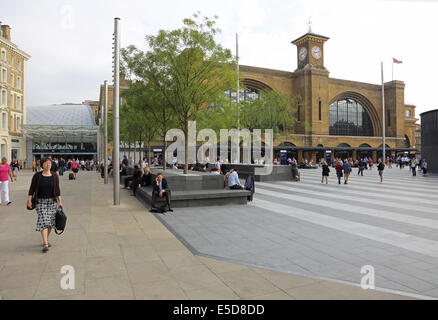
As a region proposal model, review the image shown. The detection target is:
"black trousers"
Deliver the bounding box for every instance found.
[131,178,140,195]
[151,190,172,210]
[124,176,134,188]
[230,184,244,190]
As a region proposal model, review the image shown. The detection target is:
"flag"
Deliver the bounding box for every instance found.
[393,58,402,64]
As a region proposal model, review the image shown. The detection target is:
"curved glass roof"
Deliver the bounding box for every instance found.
[24,103,98,141]
[26,104,96,126]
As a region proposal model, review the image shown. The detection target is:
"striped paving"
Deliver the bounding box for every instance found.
[158,167,438,299]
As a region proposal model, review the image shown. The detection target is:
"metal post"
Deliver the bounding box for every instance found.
[236,33,240,130]
[104,80,109,184]
[113,18,120,205]
[381,62,385,163]
[97,110,101,165]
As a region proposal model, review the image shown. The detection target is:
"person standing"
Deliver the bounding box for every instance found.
[215,157,222,174]
[358,158,365,176]
[0,157,13,205]
[321,160,330,184]
[32,160,36,173]
[335,159,343,185]
[411,158,417,177]
[377,158,385,183]
[58,158,65,176]
[343,159,351,184]
[27,157,62,252]
[422,159,428,175]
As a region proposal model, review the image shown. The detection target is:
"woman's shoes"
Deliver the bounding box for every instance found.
[42,243,49,253]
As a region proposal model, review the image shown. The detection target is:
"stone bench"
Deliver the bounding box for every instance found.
[122,168,251,208]
[221,164,295,182]
[136,186,250,208]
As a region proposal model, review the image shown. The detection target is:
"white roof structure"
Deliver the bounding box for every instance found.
[24,103,98,142]
[26,103,97,126]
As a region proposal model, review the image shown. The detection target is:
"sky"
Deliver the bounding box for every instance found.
[3,0,438,117]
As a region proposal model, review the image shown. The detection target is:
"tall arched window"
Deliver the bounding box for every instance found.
[224,87,259,103]
[329,98,374,136]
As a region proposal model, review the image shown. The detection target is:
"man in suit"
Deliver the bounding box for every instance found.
[151,173,173,212]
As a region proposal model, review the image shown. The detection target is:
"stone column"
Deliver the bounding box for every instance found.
[353,150,358,161]
[297,149,303,162]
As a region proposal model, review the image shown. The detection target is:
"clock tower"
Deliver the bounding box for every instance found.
[292,32,329,71]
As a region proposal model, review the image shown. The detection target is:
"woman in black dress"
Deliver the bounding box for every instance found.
[27,157,63,253]
[321,160,330,184]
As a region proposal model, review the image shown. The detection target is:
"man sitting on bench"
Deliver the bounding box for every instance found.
[151,173,173,212]
[228,169,245,190]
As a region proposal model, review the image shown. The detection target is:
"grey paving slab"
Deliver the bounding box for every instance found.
[157,167,438,299]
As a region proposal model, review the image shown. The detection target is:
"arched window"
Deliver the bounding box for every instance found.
[329,98,374,136]
[224,87,259,103]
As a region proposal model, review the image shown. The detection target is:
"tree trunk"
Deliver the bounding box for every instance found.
[162,133,167,171]
[147,141,151,167]
[134,140,137,165]
[184,121,188,174]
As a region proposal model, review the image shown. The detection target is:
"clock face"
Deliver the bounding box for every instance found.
[299,47,307,61]
[312,46,321,59]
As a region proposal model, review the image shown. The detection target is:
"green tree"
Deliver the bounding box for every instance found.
[121,81,166,167]
[121,12,236,173]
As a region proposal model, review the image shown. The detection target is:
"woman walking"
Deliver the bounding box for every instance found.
[321,160,330,184]
[335,159,343,184]
[11,159,19,182]
[0,157,13,205]
[27,157,62,253]
[71,158,79,179]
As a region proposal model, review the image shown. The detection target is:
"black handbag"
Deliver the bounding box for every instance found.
[55,206,67,235]
[27,195,37,210]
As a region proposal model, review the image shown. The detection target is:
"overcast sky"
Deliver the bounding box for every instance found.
[3,0,438,117]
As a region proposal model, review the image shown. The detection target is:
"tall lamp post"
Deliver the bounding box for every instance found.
[104,80,108,184]
[381,62,386,163]
[112,17,120,205]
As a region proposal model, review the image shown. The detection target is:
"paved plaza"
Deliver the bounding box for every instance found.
[0,167,432,300]
[160,166,438,299]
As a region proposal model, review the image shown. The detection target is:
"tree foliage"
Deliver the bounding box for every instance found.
[120,12,237,173]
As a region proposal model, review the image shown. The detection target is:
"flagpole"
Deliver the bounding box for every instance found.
[391,59,393,81]
[236,33,240,130]
[381,62,386,163]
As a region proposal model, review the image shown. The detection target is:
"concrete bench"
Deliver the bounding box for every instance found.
[136,186,250,208]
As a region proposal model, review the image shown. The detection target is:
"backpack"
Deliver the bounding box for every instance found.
[69,173,75,180]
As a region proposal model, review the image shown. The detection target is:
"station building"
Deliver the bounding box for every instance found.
[97,31,419,164]
[238,31,418,162]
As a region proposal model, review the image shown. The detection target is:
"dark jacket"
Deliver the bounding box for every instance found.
[378,162,385,171]
[152,177,169,193]
[28,172,61,202]
[343,162,351,174]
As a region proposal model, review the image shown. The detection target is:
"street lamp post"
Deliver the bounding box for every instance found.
[381,62,386,163]
[104,80,108,184]
[112,17,120,205]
